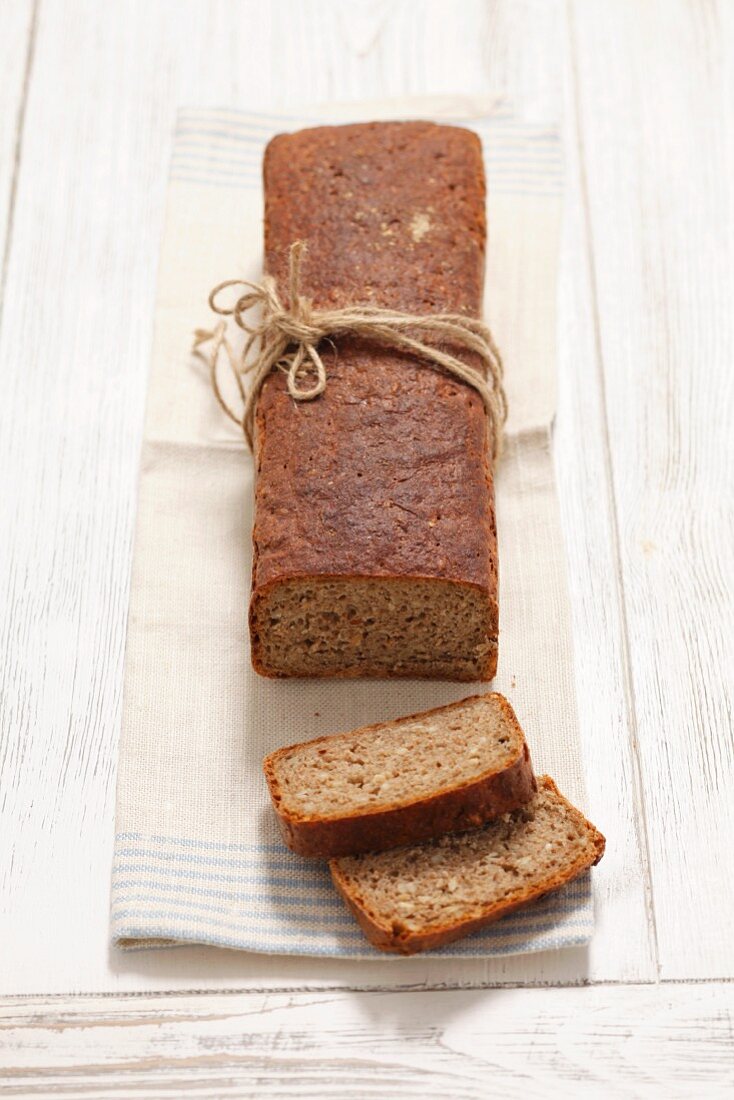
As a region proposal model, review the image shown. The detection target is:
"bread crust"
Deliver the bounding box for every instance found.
[251,121,498,680]
[329,776,606,954]
[264,693,535,857]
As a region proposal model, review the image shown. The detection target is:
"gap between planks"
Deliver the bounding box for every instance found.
[0,0,37,309]
[0,974,732,1007]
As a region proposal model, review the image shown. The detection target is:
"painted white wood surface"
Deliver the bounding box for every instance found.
[0,0,652,995]
[571,0,734,979]
[557,3,656,982]
[1,985,733,1099]
[0,0,732,1088]
[0,1,35,279]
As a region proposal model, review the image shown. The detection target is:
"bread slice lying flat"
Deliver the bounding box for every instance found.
[263,694,536,858]
[330,776,605,954]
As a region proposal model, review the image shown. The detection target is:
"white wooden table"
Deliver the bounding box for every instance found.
[1,1,732,1095]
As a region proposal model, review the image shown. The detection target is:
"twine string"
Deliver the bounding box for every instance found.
[193,240,507,460]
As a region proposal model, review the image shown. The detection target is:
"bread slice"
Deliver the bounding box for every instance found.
[330,776,605,954]
[263,693,536,858]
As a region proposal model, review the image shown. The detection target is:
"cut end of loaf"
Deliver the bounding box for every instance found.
[250,576,498,681]
[330,776,605,954]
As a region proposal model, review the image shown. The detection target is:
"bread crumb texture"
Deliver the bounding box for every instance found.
[271,694,523,817]
[332,778,604,936]
[252,577,496,681]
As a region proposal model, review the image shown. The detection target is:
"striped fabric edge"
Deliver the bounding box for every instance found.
[109,897,592,939]
[169,107,563,198]
[112,927,595,959]
[110,907,594,959]
[110,912,594,959]
[109,834,594,958]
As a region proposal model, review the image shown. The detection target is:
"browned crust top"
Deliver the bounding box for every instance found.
[252,121,497,595]
[264,122,486,315]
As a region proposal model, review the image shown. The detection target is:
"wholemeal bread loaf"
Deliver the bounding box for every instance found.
[250,121,498,681]
[330,776,605,954]
[264,694,536,858]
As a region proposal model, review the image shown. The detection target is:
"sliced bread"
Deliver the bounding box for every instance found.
[263,693,536,858]
[330,776,605,954]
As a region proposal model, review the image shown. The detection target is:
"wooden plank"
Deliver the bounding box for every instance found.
[0,0,35,279]
[570,0,734,979]
[558,3,657,980]
[0,984,732,1098]
[0,0,652,994]
[0,0,257,999]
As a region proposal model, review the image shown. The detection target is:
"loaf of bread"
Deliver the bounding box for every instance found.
[250,121,498,680]
[330,776,605,954]
[264,694,535,858]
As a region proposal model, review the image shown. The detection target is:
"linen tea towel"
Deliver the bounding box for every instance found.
[111,100,592,957]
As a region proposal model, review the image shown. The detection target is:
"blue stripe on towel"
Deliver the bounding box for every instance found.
[111,871,591,904]
[115,831,285,853]
[110,899,590,938]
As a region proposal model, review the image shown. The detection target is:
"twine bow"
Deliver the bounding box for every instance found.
[193,240,507,460]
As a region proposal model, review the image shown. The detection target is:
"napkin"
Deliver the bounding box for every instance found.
[111,101,592,957]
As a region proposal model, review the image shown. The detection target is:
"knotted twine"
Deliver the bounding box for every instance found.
[194,240,508,461]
